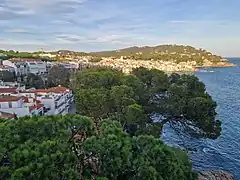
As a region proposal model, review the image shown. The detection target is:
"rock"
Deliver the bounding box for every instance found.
[198,170,234,180]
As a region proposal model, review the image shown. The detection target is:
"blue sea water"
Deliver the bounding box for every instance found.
[162,58,240,178]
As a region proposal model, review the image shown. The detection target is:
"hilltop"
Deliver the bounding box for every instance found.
[0,44,235,68]
[90,44,227,65]
[50,44,234,67]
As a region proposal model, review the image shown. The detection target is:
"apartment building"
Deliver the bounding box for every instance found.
[3,58,47,75]
[0,65,15,73]
[0,96,44,117]
[0,85,74,119]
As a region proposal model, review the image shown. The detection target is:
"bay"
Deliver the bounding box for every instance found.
[162,58,240,178]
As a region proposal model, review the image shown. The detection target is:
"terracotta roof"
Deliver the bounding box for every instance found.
[0,111,16,119]
[0,96,20,102]
[48,86,69,93]
[20,89,49,93]
[22,86,69,94]
[22,96,29,103]
[36,104,44,109]
[0,88,17,93]
[29,104,44,111]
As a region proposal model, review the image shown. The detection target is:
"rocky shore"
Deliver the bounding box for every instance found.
[198,170,234,180]
[200,59,236,68]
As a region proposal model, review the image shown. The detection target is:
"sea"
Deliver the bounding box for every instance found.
[162,58,240,178]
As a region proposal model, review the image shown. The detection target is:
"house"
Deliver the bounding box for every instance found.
[19,86,74,115]
[3,58,47,75]
[0,86,74,117]
[0,65,15,73]
[0,81,25,91]
[0,95,45,117]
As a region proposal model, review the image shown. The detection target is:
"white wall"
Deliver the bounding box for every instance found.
[0,100,23,109]
[0,107,30,117]
[38,98,55,114]
[27,61,47,74]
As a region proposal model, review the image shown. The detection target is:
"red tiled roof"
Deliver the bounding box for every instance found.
[22,86,69,94]
[29,104,44,111]
[0,88,17,93]
[0,96,21,102]
[22,96,29,103]
[48,86,69,93]
[36,104,44,109]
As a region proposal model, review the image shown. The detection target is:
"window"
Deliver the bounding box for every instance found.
[8,102,13,108]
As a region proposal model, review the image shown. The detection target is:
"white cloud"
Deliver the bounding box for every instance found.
[4,28,30,33]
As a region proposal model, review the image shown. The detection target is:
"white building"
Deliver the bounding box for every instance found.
[0,81,25,91]
[26,60,47,74]
[0,96,44,117]
[3,58,47,75]
[0,65,15,73]
[0,85,74,119]
[20,86,74,115]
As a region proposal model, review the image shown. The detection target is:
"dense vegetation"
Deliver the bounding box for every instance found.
[0,50,53,61]
[0,66,222,179]
[46,65,71,88]
[0,71,16,82]
[91,45,223,65]
[0,115,197,180]
[73,67,221,139]
[1,44,224,65]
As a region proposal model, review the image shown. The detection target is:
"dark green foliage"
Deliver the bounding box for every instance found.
[47,65,70,87]
[74,67,221,139]
[83,120,196,180]
[0,115,195,180]
[0,71,16,82]
[0,115,95,180]
[24,73,45,89]
[91,44,223,65]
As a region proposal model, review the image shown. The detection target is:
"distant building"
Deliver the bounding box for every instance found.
[0,96,42,117]
[39,53,56,59]
[0,81,25,91]
[0,85,74,118]
[0,65,15,73]
[3,58,47,75]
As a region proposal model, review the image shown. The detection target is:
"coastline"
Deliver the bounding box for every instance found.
[87,58,237,74]
[196,62,236,68]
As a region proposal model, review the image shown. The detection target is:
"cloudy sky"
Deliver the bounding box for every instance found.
[0,0,239,56]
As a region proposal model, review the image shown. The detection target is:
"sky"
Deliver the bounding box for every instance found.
[0,0,240,56]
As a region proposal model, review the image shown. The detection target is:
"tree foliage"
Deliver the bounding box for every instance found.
[47,65,70,88]
[91,44,223,65]
[0,71,16,82]
[0,115,197,180]
[24,73,45,89]
[74,67,221,139]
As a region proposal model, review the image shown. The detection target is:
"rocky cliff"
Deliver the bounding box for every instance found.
[198,170,234,180]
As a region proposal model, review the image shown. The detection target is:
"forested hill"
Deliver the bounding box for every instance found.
[90,44,224,64]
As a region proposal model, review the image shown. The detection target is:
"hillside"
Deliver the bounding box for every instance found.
[0,44,235,67]
[90,44,226,65]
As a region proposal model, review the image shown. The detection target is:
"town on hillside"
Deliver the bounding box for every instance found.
[0,45,235,119]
